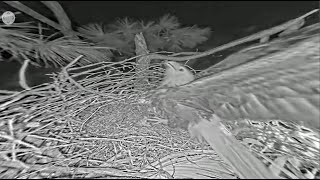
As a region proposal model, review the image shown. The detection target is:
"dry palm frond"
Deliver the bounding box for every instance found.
[157,14,180,31]
[0,26,38,59]
[0,24,114,67]
[31,36,113,67]
[0,22,46,30]
[77,23,106,38]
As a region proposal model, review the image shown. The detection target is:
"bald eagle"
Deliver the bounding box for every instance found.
[153,23,319,179]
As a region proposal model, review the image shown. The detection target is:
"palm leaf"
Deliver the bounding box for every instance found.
[77,23,106,38]
[32,36,113,67]
[157,14,180,30]
[0,25,113,67]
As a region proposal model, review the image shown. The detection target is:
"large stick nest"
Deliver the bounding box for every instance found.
[0,56,236,179]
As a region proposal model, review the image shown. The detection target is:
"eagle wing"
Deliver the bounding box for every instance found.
[165,23,320,131]
[153,23,320,179]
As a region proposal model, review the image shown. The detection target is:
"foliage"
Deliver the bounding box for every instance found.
[78,14,211,58]
[0,12,210,67]
[0,23,113,67]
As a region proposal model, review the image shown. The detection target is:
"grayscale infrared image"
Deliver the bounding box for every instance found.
[0,1,319,179]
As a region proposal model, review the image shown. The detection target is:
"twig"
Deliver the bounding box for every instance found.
[8,118,17,161]
[62,55,96,93]
[19,59,31,90]
[79,105,100,132]
[0,134,41,153]
[62,55,117,96]
[0,160,149,178]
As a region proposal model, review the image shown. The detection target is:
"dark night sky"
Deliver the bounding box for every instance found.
[1,1,319,47]
[57,1,319,47]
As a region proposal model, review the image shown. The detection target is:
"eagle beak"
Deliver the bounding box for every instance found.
[163,61,176,70]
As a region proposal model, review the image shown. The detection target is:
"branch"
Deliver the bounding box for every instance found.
[145,9,319,62]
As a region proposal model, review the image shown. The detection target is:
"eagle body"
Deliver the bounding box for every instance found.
[154,23,320,178]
